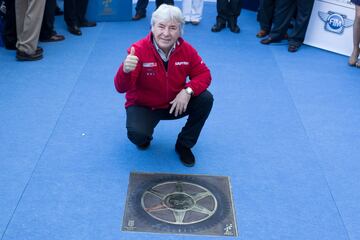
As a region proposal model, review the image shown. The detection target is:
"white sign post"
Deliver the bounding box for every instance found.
[304,0,355,56]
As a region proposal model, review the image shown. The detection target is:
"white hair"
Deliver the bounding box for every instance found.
[151,4,184,35]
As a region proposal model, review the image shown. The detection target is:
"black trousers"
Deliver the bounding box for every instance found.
[2,0,16,49]
[269,0,314,44]
[64,0,89,27]
[257,0,275,32]
[135,0,174,16]
[40,0,56,40]
[126,90,213,148]
[135,0,149,16]
[216,0,242,24]
[155,0,174,8]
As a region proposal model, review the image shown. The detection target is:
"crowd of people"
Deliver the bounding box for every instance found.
[133,0,360,57]
[0,0,96,61]
[1,0,359,62]
[131,0,314,51]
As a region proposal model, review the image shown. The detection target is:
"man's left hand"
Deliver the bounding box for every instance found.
[169,89,191,117]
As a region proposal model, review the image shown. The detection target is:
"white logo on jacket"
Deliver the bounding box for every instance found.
[143,62,157,67]
[175,61,189,66]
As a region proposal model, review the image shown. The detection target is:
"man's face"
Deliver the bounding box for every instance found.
[152,20,181,54]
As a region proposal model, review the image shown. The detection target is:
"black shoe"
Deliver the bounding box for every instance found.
[79,21,97,27]
[256,29,269,38]
[228,22,240,33]
[137,141,150,150]
[175,142,195,167]
[288,44,300,53]
[68,25,82,35]
[260,37,280,45]
[40,34,65,42]
[16,50,43,61]
[211,22,226,32]
[36,47,43,55]
[132,14,146,20]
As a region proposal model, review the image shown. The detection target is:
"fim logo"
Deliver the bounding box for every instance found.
[102,0,112,15]
[318,11,353,34]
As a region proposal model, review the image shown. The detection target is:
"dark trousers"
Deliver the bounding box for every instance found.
[155,0,174,8]
[135,0,174,16]
[216,0,242,24]
[135,0,149,16]
[257,0,275,32]
[2,0,16,49]
[269,0,314,44]
[126,90,213,148]
[40,0,56,40]
[64,0,89,27]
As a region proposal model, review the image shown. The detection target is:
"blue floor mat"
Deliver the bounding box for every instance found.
[0,2,359,240]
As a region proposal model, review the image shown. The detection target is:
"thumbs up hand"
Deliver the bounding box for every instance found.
[123,47,139,73]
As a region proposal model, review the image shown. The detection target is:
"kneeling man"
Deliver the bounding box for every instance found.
[114,4,213,167]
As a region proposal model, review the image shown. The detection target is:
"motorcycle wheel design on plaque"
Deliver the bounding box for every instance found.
[122,172,238,237]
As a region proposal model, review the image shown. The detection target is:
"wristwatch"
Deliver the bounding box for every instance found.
[185,87,194,96]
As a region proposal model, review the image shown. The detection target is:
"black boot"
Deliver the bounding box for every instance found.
[211,18,226,32]
[228,18,240,33]
[175,141,195,167]
[211,22,226,32]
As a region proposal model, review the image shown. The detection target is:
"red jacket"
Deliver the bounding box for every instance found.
[114,32,211,109]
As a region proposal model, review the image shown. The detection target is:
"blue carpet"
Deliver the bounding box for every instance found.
[0,2,359,240]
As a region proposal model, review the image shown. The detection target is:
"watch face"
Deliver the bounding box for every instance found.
[186,88,193,95]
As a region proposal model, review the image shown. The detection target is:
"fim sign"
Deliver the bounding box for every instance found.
[102,0,112,15]
[318,11,353,34]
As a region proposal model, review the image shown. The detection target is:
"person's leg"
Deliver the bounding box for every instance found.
[134,0,149,17]
[126,106,161,148]
[176,90,213,148]
[15,0,46,55]
[211,0,227,32]
[257,0,275,35]
[3,0,17,49]
[64,0,82,35]
[182,0,192,22]
[40,0,56,40]
[154,91,212,166]
[64,0,77,27]
[77,0,96,27]
[76,0,89,24]
[191,0,204,23]
[15,0,26,45]
[156,0,174,8]
[216,0,228,24]
[288,0,315,52]
[262,0,295,43]
[349,5,360,66]
[227,0,242,33]
[163,0,174,5]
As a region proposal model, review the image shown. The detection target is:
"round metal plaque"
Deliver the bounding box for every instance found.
[141,181,218,225]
